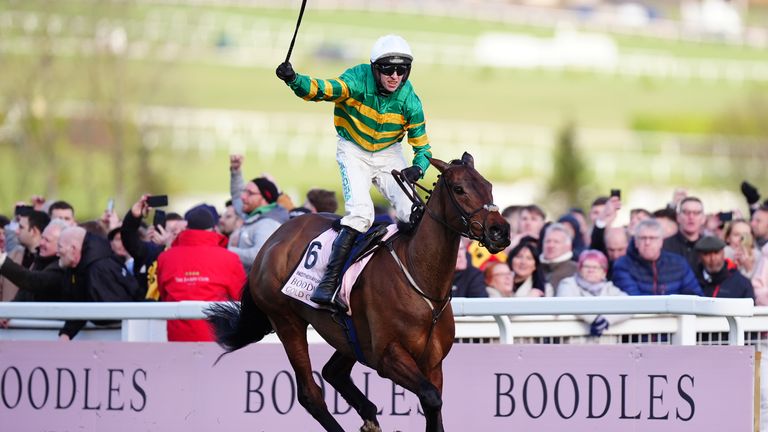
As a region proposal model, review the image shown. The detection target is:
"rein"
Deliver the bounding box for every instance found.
[390,166,498,364]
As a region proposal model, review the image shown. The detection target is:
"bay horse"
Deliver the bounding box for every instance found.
[206,152,510,432]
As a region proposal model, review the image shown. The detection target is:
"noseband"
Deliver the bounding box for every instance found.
[393,166,499,248]
[438,174,499,247]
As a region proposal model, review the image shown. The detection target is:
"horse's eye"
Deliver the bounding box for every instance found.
[453,185,465,195]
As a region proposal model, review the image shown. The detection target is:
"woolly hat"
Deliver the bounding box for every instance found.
[252,177,279,204]
[184,205,216,230]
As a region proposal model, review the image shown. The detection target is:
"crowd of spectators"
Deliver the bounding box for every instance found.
[452,181,768,336]
[2,158,767,341]
[0,154,338,341]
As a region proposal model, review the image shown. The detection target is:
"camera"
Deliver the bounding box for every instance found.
[146,195,168,208]
[717,211,733,223]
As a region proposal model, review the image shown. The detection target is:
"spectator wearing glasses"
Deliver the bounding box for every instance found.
[664,196,707,271]
[611,219,703,296]
[228,154,289,273]
[275,34,433,310]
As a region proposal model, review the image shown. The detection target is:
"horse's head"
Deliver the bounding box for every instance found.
[428,152,510,253]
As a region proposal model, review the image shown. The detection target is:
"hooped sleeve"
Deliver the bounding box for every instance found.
[405,93,431,175]
[287,72,352,103]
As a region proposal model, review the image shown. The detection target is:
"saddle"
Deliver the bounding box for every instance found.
[331,217,392,273]
[280,218,399,315]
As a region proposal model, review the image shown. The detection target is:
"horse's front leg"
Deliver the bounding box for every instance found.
[377,343,444,432]
[425,364,445,431]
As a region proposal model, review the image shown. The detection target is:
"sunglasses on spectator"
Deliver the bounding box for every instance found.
[375,64,410,76]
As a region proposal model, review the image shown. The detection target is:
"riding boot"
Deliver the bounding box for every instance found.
[311,226,359,311]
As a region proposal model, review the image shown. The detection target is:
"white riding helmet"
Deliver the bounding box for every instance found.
[370,34,413,64]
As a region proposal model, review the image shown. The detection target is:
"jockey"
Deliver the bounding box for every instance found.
[276,34,432,310]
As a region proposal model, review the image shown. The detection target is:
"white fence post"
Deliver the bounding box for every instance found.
[121,319,168,342]
[727,316,745,346]
[673,314,697,345]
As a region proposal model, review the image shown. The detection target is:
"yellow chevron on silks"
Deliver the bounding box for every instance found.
[286,63,432,173]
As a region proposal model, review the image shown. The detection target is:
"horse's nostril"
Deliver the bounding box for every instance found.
[489,226,504,241]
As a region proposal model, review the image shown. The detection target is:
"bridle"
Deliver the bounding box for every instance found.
[392,163,501,365]
[392,164,499,249]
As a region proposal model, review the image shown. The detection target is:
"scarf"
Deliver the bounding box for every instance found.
[574,274,608,296]
[247,202,278,218]
[539,251,573,265]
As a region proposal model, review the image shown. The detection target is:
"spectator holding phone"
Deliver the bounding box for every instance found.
[723,219,761,278]
[120,194,167,300]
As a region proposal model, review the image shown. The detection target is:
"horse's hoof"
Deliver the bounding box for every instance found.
[359,419,382,432]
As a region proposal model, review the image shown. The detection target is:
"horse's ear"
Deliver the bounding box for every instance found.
[461,152,474,168]
[429,157,451,173]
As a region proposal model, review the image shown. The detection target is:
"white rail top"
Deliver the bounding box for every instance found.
[0,296,754,320]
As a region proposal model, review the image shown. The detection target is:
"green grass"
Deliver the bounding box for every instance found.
[2,1,767,217]
[4,52,753,130]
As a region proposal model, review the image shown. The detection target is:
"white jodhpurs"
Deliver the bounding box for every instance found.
[336,137,413,233]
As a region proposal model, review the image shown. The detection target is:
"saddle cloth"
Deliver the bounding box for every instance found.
[281,224,398,315]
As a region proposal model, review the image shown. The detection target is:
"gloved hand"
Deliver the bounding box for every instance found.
[590,316,609,337]
[741,181,761,205]
[401,165,422,183]
[275,62,296,83]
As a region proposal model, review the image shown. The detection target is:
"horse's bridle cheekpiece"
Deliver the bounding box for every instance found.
[392,164,500,249]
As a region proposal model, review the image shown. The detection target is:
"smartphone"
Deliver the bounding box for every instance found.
[610,189,621,199]
[106,198,115,213]
[718,211,733,223]
[146,195,168,208]
[14,205,33,217]
[153,210,167,229]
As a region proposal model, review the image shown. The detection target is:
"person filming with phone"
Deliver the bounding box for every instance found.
[119,194,171,300]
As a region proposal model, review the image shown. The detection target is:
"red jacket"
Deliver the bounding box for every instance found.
[157,229,246,341]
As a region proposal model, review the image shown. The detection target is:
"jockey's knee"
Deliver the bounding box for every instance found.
[341,215,372,233]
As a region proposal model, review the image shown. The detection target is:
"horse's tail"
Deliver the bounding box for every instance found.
[205,284,273,361]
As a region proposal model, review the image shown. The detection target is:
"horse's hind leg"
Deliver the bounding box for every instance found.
[275,320,344,432]
[378,343,444,432]
[322,351,381,432]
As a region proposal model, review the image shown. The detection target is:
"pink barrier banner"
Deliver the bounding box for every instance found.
[0,341,754,431]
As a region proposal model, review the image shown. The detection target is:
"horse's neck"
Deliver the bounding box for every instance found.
[404,196,461,298]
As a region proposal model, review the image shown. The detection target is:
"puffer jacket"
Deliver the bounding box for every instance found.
[611,240,703,296]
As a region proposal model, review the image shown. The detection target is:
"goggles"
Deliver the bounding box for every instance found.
[375,63,410,76]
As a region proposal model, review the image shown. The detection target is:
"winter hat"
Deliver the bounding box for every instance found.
[184,205,216,230]
[694,236,726,253]
[252,177,279,204]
